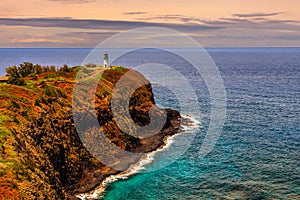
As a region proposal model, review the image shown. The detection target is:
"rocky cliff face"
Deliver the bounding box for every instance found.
[0,66,181,199]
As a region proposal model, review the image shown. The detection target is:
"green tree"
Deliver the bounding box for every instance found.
[6,66,25,85]
[18,62,34,77]
[6,66,19,78]
[43,66,50,72]
[50,66,56,72]
[59,64,70,73]
[33,64,43,74]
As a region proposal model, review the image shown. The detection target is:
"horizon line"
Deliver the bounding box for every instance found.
[1,46,300,49]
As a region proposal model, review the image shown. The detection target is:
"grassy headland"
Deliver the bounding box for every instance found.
[0,63,181,199]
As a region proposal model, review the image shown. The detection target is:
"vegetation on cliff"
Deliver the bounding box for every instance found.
[0,62,181,199]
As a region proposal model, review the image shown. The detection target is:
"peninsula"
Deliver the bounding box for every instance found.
[0,62,181,199]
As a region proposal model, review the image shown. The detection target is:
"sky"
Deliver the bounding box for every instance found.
[1,0,300,47]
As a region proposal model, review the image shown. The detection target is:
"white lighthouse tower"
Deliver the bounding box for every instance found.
[103,51,109,68]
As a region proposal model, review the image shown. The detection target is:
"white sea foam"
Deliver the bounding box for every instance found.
[181,114,201,132]
[77,115,200,200]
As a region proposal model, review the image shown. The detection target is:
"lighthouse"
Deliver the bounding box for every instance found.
[103,51,109,68]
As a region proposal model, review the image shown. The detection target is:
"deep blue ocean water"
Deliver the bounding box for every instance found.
[0,48,299,199]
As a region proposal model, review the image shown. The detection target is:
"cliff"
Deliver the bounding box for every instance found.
[0,66,181,199]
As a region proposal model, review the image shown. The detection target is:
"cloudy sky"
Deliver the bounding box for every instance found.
[1,0,300,47]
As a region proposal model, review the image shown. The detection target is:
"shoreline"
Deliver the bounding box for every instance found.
[76,114,200,200]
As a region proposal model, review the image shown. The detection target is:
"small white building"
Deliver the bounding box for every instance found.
[103,51,109,68]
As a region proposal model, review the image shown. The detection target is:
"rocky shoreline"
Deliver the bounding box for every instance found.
[69,108,182,199]
[74,116,198,200]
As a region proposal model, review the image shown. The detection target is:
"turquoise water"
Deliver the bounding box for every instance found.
[0,48,299,199]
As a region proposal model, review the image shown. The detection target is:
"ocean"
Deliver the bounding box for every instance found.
[0,48,299,199]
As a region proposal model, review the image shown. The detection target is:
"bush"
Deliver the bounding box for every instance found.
[6,66,25,86]
[5,62,71,86]
[112,66,126,71]
[59,64,70,73]
[21,110,28,118]
[33,64,43,74]
[18,62,34,77]
[9,76,25,86]
[44,86,56,97]
[56,88,67,98]
[50,66,56,72]
[40,97,48,105]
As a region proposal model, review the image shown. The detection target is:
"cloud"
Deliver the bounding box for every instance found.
[10,37,84,44]
[56,31,122,39]
[136,13,300,28]
[136,14,203,24]
[123,12,148,15]
[0,17,221,32]
[264,19,300,23]
[273,35,300,40]
[11,38,63,44]
[217,18,253,23]
[2,15,299,37]
[48,0,94,4]
[233,12,283,18]
[2,12,300,47]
